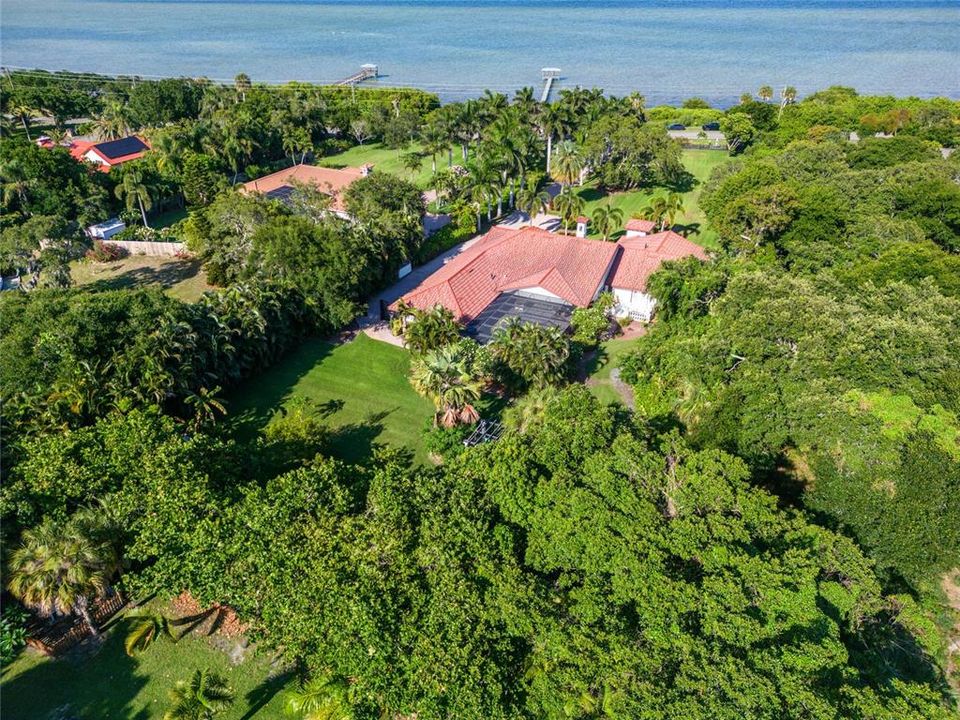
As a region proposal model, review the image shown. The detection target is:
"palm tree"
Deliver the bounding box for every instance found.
[234,73,252,103]
[551,139,583,186]
[516,185,551,221]
[284,673,353,720]
[642,192,685,231]
[10,103,36,140]
[490,318,569,388]
[591,203,624,241]
[7,517,116,638]
[115,166,155,227]
[410,345,482,428]
[537,104,568,174]
[183,386,227,432]
[552,186,584,235]
[400,150,424,181]
[92,100,133,140]
[125,610,175,655]
[758,85,774,103]
[397,304,462,354]
[165,669,234,720]
[0,157,33,209]
[778,86,798,120]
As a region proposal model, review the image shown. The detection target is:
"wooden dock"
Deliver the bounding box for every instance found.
[335,64,379,87]
[540,67,561,103]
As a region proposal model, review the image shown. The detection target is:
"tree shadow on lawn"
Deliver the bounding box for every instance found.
[240,667,296,720]
[0,628,151,720]
[81,259,205,293]
[227,340,336,440]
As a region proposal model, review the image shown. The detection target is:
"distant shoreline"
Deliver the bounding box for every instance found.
[6,65,960,109]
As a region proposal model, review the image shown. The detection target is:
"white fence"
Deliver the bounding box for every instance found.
[107,240,186,257]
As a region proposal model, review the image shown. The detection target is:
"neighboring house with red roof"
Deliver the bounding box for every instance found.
[68,136,150,171]
[394,225,707,341]
[608,230,709,320]
[241,163,372,218]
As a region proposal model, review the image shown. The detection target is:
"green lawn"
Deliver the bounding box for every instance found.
[577,149,730,249]
[584,338,639,406]
[0,610,292,720]
[152,206,189,230]
[317,141,444,190]
[71,256,213,302]
[228,334,435,464]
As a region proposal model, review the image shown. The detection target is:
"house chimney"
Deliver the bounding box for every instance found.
[576,216,589,238]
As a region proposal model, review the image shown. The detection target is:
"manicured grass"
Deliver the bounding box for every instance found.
[71,256,213,302]
[151,206,188,230]
[577,149,730,249]
[584,338,639,406]
[228,334,435,464]
[0,611,292,720]
[317,141,446,190]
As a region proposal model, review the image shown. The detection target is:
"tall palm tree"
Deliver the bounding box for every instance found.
[284,673,353,720]
[758,85,774,103]
[591,203,624,241]
[234,73,252,103]
[551,139,583,186]
[642,192,685,231]
[165,669,234,720]
[410,345,482,428]
[0,157,34,209]
[538,104,569,175]
[10,103,36,140]
[778,86,798,120]
[516,185,551,221]
[115,166,155,227]
[92,100,133,140]
[7,517,116,637]
[552,185,584,235]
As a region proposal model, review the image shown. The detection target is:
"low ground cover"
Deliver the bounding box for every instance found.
[227,334,436,464]
[317,141,443,190]
[70,256,213,302]
[584,337,639,406]
[0,602,291,720]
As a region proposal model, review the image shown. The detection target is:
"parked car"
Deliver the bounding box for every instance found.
[667,123,686,130]
[701,121,721,131]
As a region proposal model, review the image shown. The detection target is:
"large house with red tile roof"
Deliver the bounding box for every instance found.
[394,225,707,341]
[67,136,150,171]
[241,163,372,218]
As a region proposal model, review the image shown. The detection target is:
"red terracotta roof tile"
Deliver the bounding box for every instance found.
[396,226,618,321]
[608,231,708,291]
[625,219,656,233]
[242,164,366,212]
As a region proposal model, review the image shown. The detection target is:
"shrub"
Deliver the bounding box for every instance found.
[423,420,471,462]
[85,240,128,262]
[0,605,30,664]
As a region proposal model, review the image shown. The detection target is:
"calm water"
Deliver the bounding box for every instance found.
[1,0,958,104]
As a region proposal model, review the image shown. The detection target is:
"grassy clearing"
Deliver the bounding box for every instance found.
[228,334,435,464]
[151,206,189,230]
[71,256,213,303]
[584,338,639,406]
[0,608,291,720]
[577,149,730,249]
[317,141,447,190]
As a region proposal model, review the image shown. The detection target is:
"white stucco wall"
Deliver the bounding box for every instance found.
[612,287,656,321]
[84,149,108,166]
[516,286,563,301]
